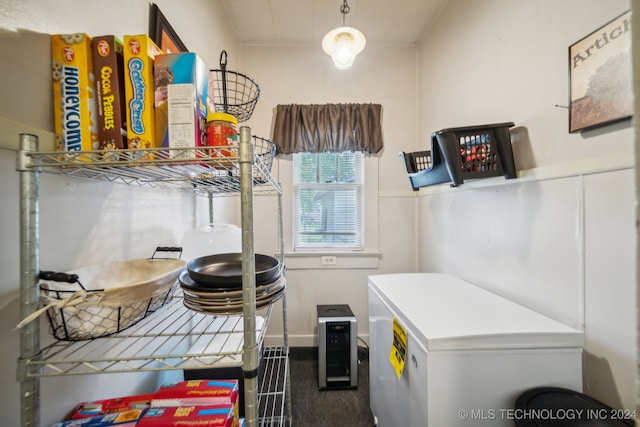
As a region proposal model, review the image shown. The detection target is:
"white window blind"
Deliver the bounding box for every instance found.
[293,152,363,250]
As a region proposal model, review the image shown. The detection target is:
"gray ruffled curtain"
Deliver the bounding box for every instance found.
[272,103,383,154]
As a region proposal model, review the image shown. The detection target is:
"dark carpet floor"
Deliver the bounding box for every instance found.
[289,347,375,427]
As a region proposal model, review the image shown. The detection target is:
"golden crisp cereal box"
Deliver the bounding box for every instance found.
[123,35,163,153]
[92,35,127,151]
[51,33,99,151]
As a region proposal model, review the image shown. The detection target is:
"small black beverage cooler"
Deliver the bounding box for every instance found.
[317,304,358,390]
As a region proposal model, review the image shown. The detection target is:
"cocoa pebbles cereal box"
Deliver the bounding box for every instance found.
[123,35,162,157]
[51,33,99,151]
[92,36,127,152]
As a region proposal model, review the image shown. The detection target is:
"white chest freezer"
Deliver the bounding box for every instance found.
[368,273,584,427]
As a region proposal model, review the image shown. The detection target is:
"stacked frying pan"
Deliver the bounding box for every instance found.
[179,253,285,314]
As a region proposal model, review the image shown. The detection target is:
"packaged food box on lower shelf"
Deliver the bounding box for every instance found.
[138,405,237,427]
[71,393,154,419]
[152,379,239,415]
[183,346,265,417]
[52,409,145,427]
[64,379,240,425]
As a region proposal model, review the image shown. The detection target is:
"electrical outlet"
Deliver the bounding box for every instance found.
[321,255,337,266]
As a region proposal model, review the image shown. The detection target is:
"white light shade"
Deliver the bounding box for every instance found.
[322,26,366,70]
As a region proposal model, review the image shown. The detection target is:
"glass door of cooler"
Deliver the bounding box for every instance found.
[325,321,352,383]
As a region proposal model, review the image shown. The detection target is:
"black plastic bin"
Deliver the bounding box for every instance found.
[514,387,635,426]
[400,122,517,189]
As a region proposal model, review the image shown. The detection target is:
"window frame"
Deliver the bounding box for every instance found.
[276,153,379,269]
[292,151,364,251]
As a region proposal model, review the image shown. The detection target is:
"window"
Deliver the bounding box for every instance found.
[293,151,363,250]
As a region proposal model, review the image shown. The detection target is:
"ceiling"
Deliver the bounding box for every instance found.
[220,0,450,46]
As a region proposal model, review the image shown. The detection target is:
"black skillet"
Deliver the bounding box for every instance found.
[187,253,280,288]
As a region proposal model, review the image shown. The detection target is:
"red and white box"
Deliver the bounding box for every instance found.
[152,379,239,408]
[137,405,236,427]
[50,409,145,427]
[71,393,153,419]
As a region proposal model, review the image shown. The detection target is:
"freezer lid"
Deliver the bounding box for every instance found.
[368,273,584,351]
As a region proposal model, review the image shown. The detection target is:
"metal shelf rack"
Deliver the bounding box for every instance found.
[16,129,290,427]
[22,143,280,196]
[27,294,273,376]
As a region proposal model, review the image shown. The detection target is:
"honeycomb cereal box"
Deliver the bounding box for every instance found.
[123,35,162,154]
[154,52,209,158]
[92,36,127,151]
[51,33,99,151]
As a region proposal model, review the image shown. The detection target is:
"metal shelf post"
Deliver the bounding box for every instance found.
[17,133,41,427]
[239,126,259,427]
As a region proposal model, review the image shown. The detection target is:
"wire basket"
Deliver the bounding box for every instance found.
[252,135,276,178]
[209,51,260,123]
[40,280,178,341]
[210,135,275,181]
[37,249,185,341]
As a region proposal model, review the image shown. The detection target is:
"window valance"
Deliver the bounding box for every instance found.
[272,103,383,155]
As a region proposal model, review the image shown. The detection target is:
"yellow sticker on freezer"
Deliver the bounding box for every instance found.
[389,317,408,380]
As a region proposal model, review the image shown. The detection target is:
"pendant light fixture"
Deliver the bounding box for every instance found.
[322,0,366,70]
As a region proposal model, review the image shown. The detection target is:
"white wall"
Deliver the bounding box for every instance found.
[0,1,239,425]
[238,44,419,346]
[415,0,635,411]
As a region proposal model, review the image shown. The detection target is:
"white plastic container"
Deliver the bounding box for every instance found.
[181,223,242,262]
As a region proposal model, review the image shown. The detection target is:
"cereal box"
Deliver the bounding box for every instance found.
[51,33,99,151]
[92,36,127,150]
[50,408,145,427]
[71,393,153,419]
[123,35,162,152]
[137,405,237,427]
[154,52,209,158]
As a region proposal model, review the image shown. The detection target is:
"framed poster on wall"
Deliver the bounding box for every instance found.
[149,3,188,53]
[569,10,633,133]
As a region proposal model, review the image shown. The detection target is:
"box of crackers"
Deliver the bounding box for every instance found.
[92,35,127,151]
[51,33,99,151]
[71,393,153,419]
[151,379,239,408]
[137,405,237,427]
[123,35,163,153]
[154,52,209,158]
[51,409,145,427]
